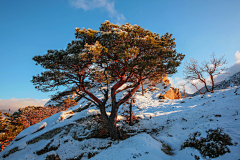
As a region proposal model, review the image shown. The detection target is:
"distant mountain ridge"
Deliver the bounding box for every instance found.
[192,71,240,96]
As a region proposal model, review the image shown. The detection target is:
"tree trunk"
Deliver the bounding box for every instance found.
[203,80,210,93]
[141,82,144,96]
[99,104,120,140]
[108,116,120,140]
[210,74,214,92]
[129,98,133,126]
[98,77,142,140]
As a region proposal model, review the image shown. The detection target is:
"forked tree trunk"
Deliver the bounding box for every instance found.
[92,76,142,140]
[98,102,121,140]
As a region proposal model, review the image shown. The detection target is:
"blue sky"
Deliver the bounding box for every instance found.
[0,0,240,110]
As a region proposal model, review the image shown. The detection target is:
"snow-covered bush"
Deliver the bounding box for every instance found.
[181,128,233,158]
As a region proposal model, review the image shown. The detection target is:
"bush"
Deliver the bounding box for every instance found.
[0,111,24,151]
[181,128,233,158]
[158,94,166,99]
[0,101,76,151]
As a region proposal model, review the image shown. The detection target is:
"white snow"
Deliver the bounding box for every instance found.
[0,84,239,160]
[91,133,169,160]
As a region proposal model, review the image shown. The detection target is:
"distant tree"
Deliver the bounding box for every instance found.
[184,53,227,94]
[129,98,134,126]
[32,21,184,139]
[180,83,187,98]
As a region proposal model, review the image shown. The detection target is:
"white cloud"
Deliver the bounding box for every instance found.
[214,50,240,83]
[0,98,49,112]
[235,50,240,63]
[168,77,185,88]
[69,0,126,24]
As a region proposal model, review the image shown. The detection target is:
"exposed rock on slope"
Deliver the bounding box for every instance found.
[147,78,181,100]
[163,85,181,99]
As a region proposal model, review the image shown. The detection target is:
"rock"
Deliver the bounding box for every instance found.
[162,74,181,99]
[149,74,181,100]
[163,87,181,99]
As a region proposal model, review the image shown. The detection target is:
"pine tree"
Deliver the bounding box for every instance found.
[32,21,184,139]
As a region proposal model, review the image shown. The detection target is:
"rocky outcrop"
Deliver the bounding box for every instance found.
[160,74,181,99]
[147,75,181,100]
[164,87,181,99]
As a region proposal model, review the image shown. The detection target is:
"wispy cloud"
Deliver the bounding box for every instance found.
[69,0,126,24]
[0,98,49,112]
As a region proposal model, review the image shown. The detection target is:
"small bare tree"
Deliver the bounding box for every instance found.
[184,53,228,94]
[180,83,187,98]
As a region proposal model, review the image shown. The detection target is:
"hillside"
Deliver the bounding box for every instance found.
[0,81,239,159]
[0,103,77,151]
[192,71,240,96]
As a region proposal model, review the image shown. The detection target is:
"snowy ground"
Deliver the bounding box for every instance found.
[0,85,239,160]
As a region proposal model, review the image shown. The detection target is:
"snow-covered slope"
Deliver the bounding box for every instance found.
[215,71,240,89]
[0,83,240,159]
[192,71,240,96]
